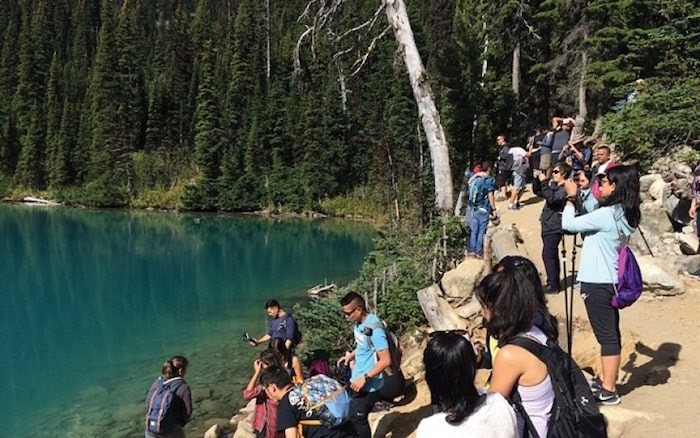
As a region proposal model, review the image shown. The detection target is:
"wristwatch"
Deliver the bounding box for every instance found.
[364,373,372,381]
[566,196,577,203]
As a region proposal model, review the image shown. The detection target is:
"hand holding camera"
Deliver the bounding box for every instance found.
[242,331,258,346]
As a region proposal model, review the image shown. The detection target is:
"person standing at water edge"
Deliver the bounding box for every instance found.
[337,292,391,438]
[250,299,299,351]
[145,356,192,438]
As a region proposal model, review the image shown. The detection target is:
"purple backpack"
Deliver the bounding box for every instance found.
[610,209,643,309]
[612,244,643,309]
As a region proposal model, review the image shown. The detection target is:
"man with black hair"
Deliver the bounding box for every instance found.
[249,299,299,351]
[260,366,354,438]
[337,292,391,438]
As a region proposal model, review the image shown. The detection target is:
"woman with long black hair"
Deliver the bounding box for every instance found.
[562,165,641,405]
[475,258,559,438]
[417,331,517,437]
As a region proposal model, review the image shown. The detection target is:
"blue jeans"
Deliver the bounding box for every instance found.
[467,206,489,256]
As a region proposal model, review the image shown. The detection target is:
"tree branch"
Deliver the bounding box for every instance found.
[350,25,391,76]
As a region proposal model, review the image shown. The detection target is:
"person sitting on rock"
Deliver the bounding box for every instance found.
[474,258,559,438]
[416,331,517,438]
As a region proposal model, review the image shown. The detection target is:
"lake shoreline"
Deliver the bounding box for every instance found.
[1,196,382,227]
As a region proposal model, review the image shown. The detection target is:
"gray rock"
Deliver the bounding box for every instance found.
[671,162,692,179]
[677,233,699,255]
[204,424,223,438]
[440,258,485,301]
[648,179,666,201]
[638,255,685,296]
[640,174,663,193]
[233,419,255,438]
[674,255,700,275]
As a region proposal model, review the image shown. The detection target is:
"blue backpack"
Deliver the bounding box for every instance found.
[291,374,351,428]
[145,376,184,433]
[468,176,488,208]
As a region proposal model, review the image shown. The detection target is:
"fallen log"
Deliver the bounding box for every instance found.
[417,284,466,330]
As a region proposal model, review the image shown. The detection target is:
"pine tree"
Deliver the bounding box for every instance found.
[87,0,127,203]
[183,40,222,211]
[0,6,21,177]
[14,0,53,189]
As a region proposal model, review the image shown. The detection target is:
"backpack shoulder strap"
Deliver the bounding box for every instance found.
[364,321,386,352]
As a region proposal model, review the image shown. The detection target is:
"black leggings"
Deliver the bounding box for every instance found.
[581,282,621,356]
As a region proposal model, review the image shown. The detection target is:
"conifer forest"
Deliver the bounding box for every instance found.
[0,0,698,217]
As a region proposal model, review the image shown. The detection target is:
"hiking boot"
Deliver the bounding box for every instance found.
[596,386,621,405]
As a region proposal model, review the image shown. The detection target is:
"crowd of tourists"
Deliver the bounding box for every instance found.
[145,295,402,438]
[141,114,673,437]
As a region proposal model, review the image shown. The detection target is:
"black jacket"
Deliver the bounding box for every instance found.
[537,181,567,235]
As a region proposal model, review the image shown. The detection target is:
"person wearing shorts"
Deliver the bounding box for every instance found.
[508,143,529,210]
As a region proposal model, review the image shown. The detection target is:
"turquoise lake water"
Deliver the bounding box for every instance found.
[0,205,376,436]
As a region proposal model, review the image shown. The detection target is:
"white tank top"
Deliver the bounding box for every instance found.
[515,326,554,438]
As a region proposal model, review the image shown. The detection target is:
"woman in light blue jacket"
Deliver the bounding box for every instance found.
[561,165,640,406]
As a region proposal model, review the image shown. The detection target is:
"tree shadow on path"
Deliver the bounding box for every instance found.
[617,341,681,396]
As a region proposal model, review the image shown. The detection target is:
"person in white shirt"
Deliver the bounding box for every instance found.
[591,145,613,175]
[508,143,529,210]
[416,331,518,438]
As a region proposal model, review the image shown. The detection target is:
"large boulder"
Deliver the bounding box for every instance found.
[674,255,700,275]
[640,202,673,234]
[648,179,667,202]
[640,174,663,193]
[638,255,685,296]
[677,233,699,255]
[440,258,485,301]
[671,162,692,179]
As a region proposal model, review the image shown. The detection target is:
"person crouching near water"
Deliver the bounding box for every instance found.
[244,350,286,438]
[416,331,518,438]
[475,258,560,438]
[269,337,304,385]
[145,356,192,438]
[562,165,641,405]
[535,162,571,293]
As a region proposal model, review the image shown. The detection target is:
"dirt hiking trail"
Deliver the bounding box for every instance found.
[373,187,700,438]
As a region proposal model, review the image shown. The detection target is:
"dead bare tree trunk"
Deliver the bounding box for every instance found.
[265,0,271,86]
[385,0,453,214]
[578,45,588,120]
[512,41,521,104]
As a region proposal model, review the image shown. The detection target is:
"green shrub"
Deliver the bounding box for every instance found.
[604,79,700,167]
[294,215,466,360]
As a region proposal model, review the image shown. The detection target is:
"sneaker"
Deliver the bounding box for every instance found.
[588,377,602,395]
[596,386,621,405]
[508,204,520,210]
[543,285,558,294]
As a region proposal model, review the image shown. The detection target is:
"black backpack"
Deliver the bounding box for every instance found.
[508,337,607,438]
[364,321,403,377]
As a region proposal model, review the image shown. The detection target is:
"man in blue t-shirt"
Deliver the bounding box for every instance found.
[337,292,391,438]
[465,160,497,258]
[249,299,299,351]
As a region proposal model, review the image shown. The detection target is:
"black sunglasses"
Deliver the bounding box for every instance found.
[495,257,526,272]
[343,307,358,317]
[428,329,469,338]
